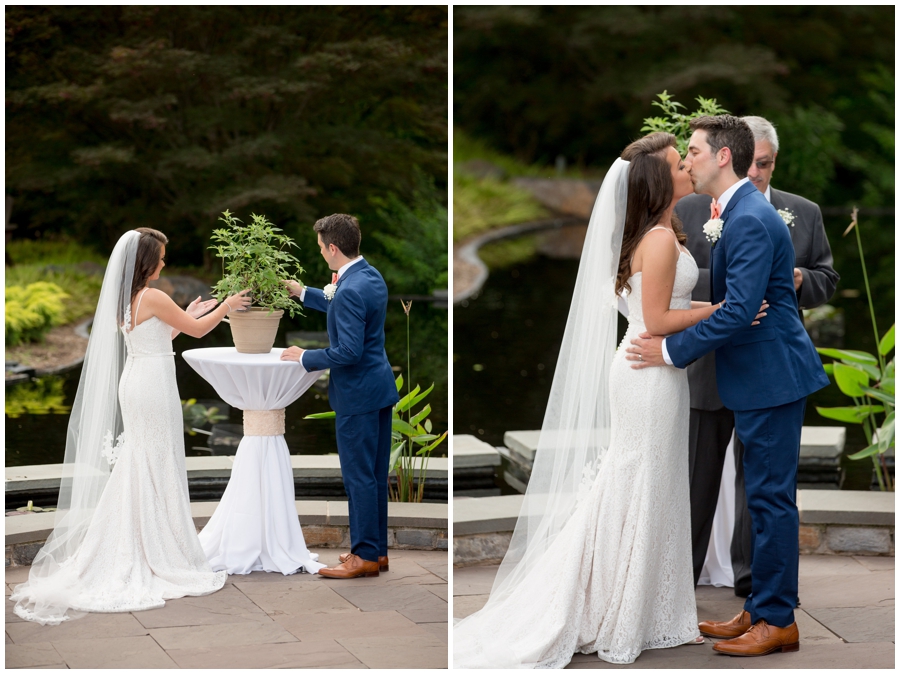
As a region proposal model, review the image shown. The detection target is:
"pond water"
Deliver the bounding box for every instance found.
[454,223,892,491]
[6,300,447,467]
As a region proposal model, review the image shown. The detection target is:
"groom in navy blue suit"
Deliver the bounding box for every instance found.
[281,214,399,578]
[627,116,828,656]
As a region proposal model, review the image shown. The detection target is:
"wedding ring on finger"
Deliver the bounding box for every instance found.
[639,354,643,361]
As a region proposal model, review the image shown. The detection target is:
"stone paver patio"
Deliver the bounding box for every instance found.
[453,554,894,668]
[6,549,448,669]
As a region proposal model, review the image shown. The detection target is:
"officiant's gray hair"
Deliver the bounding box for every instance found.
[741,116,780,153]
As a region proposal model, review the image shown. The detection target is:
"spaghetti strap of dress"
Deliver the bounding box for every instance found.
[630,226,686,268]
[133,288,150,327]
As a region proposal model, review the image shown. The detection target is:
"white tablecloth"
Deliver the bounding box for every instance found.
[182,347,326,575]
[698,431,736,587]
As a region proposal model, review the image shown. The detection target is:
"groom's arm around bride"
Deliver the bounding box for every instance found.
[281,214,399,578]
[627,115,828,656]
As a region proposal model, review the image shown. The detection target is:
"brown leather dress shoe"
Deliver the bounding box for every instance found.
[699,609,752,638]
[318,554,380,579]
[713,620,799,656]
[339,552,388,571]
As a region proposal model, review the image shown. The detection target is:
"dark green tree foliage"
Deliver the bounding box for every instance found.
[369,171,449,293]
[454,6,894,345]
[454,6,893,208]
[7,6,448,293]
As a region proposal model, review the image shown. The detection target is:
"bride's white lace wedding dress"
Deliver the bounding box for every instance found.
[454,236,700,668]
[11,294,226,624]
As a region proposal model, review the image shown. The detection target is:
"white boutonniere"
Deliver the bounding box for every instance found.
[703,218,724,244]
[102,430,126,466]
[777,208,796,227]
[323,284,337,301]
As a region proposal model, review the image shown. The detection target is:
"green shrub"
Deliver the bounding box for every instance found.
[454,172,548,241]
[6,261,105,324]
[453,129,554,241]
[7,237,106,324]
[368,173,449,294]
[5,282,69,346]
[6,237,107,266]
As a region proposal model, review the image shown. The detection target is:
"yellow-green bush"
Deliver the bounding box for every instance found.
[6,237,107,326]
[6,282,70,346]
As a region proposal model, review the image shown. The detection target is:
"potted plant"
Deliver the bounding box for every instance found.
[209,210,304,353]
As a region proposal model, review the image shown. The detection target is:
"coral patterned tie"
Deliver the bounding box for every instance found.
[710,198,722,220]
[332,272,339,285]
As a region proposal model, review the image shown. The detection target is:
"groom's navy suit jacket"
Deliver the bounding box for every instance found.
[301,259,399,416]
[666,181,828,411]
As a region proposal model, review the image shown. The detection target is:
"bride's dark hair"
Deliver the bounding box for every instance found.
[131,227,169,301]
[616,132,687,295]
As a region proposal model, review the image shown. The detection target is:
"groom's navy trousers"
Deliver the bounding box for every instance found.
[666,181,828,628]
[335,406,393,562]
[301,258,399,564]
[734,398,805,627]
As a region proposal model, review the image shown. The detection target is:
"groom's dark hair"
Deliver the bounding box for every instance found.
[314,213,361,258]
[689,115,754,178]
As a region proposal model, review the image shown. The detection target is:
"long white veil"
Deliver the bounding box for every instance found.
[460,157,629,611]
[11,231,139,625]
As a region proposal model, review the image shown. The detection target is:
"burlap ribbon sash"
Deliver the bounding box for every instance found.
[243,408,286,436]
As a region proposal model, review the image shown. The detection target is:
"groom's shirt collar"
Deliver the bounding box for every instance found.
[337,256,364,280]
[716,177,750,214]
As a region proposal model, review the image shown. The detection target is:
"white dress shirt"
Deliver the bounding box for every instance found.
[297,256,365,371]
[660,178,750,365]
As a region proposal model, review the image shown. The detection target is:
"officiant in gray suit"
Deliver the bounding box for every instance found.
[675,115,840,596]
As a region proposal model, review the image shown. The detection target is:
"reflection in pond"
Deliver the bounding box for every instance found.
[6,376,71,418]
[455,224,879,491]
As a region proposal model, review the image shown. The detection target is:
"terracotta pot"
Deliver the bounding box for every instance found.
[228,307,283,354]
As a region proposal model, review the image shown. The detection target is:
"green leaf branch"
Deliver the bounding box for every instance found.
[641,91,730,156]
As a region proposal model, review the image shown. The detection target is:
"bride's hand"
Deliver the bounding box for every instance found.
[223,289,252,313]
[752,299,769,326]
[185,296,218,319]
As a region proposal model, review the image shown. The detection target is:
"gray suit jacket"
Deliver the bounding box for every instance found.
[674,189,839,410]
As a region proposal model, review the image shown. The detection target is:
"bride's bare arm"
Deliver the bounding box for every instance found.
[635,230,721,336]
[170,297,219,339]
[139,288,249,338]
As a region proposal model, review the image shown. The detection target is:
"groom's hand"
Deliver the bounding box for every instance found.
[282,280,304,297]
[281,346,305,362]
[625,332,665,369]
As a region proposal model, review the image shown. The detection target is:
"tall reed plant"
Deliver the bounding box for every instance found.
[816,209,894,490]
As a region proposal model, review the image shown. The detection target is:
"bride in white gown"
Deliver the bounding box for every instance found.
[11,228,251,625]
[454,133,766,667]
